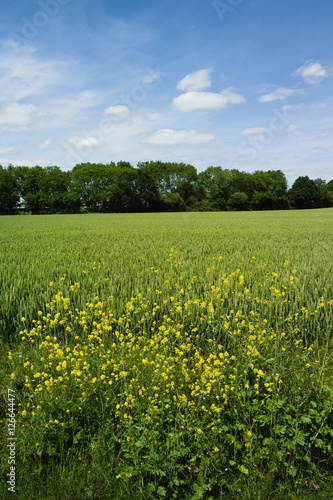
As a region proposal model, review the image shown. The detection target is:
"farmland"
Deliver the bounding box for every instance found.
[1,209,333,499]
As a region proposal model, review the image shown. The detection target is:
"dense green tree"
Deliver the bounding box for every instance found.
[116,161,134,169]
[101,167,160,213]
[1,161,330,215]
[288,176,321,209]
[137,161,197,208]
[0,165,20,214]
[314,178,333,208]
[227,191,249,211]
[196,168,255,211]
[196,167,232,210]
[72,163,159,213]
[19,165,48,213]
[43,166,77,213]
[251,170,288,210]
[163,192,185,211]
[133,169,160,212]
[72,163,117,210]
[325,179,333,207]
[14,165,77,214]
[229,169,255,200]
[13,165,30,197]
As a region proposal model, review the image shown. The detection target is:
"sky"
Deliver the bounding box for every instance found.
[0,0,332,186]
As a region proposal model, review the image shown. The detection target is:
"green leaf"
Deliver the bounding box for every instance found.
[157,486,167,496]
[135,438,145,448]
[288,466,297,477]
[295,435,305,446]
[238,465,249,475]
[73,430,83,444]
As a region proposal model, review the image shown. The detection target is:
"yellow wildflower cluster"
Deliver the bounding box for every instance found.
[14,256,329,442]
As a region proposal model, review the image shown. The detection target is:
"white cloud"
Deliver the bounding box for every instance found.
[286,125,297,133]
[105,105,130,120]
[48,91,99,125]
[68,136,106,149]
[177,69,213,92]
[294,62,327,84]
[0,145,15,154]
[241,126,273,143]
[0,44,71,102]
[0,44,100,133]
[220,87,246,104]
[241,127,267,136]
[172,87,245,111]
[142,129,216,145]
[39,139,53,149]
[0,102,45,131]
[258,87,304,102]
[281,103,304,111]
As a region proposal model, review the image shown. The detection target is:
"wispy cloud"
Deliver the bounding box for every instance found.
[281,104,304,111]
[39,139,53,149]
[294,61,327,84]
[241,127,267,137]
[258,87,304,102]
[68,136,106,149]
[105,105,130,121]
[142,129,216,145]
[0,102,48,131]
[0,44,72,102]
[173,87,245,111]
[317,143,333,153]
[176,69,213,92]
[284,124,301,136]
[0,145,16,154]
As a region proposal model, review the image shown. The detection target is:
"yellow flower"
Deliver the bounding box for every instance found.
[10,373,15,379]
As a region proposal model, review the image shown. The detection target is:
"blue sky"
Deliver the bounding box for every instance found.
[0,0,332,185]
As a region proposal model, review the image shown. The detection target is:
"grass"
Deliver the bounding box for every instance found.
[0,209,333,499]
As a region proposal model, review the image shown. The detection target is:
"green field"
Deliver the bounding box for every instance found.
[1,210,333,499]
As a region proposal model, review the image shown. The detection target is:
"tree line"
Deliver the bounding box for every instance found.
[0,161,332,215]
